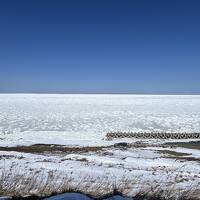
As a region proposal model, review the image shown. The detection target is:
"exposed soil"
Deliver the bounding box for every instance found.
[164,141,200,150]
[0,144,111,154]
[157,149,192,157]
[0,143,155,154]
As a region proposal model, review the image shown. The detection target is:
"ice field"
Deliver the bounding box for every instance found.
[0,94,200,146]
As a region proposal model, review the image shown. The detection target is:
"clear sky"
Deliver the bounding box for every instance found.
[0,0,200,94]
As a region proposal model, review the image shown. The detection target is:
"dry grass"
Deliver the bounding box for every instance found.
[157,150,191,157]
[156,150,200,162]
[0,144,112,155]
[0,165,200,200]
[1,142,200,200]
[164,141,200,150]
[0,143,155,155]
[134,187,200,200]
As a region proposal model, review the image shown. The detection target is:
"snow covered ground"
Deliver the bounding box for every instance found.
[0,94,200,199]
[0,145,200,198]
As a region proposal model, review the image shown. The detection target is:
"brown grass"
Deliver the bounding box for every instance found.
[1,166,200,200]
[0,144,112,154]
[164,141,200,150]
[157,150,192,157]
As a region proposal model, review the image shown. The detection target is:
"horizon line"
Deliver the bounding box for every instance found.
[0,92,200,96]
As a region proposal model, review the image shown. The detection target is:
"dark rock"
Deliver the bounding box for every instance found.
[114,142,128,148]
[0,197,12,200]
[104,195,132,200]
[43,193,91,200]
[43,193,132,200]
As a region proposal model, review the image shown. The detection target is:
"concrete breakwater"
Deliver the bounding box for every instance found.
[106,132,200,140]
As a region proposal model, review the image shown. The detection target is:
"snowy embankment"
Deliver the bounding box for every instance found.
[0,143,200,199]
[0,94,200,199]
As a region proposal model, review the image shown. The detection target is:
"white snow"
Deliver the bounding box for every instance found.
[0,146,200,198]
[0,94,200,146]
[0,94,200,198]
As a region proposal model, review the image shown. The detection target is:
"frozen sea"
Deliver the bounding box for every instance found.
[0,94,200,146]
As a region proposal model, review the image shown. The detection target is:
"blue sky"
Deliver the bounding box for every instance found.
[0,0,200,94]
